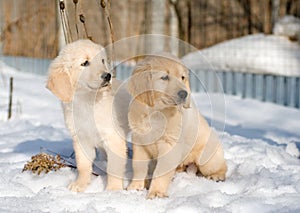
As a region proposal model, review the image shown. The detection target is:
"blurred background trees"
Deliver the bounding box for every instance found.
[0,0,58,58]
[0,0,299,59]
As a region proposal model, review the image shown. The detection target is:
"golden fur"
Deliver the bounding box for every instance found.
[46,39,130,192]
[127,54,227,199]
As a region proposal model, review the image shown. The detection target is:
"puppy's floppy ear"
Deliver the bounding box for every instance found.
[46,58,74,102]
[127,63,155,107]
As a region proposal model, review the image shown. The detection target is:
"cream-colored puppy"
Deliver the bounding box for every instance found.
[46,39,130,192]
[127,54,227,199]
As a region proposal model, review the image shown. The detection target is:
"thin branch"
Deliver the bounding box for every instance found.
[73,0,79,40]
[79,14,89,39]
[99,0,116,78]
[58,0,73,43]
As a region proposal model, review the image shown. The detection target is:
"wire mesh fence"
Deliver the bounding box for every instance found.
[0,55,299,108]
[0,55,51,75]
[116,63,300,109]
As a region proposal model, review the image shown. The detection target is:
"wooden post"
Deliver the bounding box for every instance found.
[263,0,272,34]
[8,77,13,120]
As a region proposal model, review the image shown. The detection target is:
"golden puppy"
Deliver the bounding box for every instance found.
[127,54,227,199]
[46,39,130,192]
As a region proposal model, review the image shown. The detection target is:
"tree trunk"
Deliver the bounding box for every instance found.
[246,0,252,34]
[263,0,272,34]
[272,0,281,27]
[150,0,166,53]
[2,0,58,58]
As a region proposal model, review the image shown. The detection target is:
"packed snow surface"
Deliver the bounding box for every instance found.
[183,34,300,76]
[0,62,300,212]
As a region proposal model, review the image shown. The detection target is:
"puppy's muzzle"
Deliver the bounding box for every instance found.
[101,72,111,82]
[177,90,188,100]
[100,72,111,87]
[176,89,189,107]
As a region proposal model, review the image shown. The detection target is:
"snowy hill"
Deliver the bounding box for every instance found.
[0,62,300,212]
[183,34,300,76]
[273,15,300,42]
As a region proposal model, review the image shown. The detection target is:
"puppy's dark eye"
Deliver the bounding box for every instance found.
[81,60,90,67]
[102,59,105,65]
[182,76,185,80]
[161,75,169,81]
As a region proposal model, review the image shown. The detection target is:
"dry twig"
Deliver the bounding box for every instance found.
[79,13,90,39]
[73,0,79,39]
[58,0,73,43]
[99,0,116,78]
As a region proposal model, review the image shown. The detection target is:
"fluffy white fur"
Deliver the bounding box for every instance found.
[46,39,130,192]
[127,54,227,199]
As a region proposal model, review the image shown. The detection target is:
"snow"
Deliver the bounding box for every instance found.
[286,143,300,158]
[182,34,300,76]
[1,62,300,212]
[273,15,300,42]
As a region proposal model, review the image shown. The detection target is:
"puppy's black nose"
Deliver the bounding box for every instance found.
[101,72,111,82]
[177,90,188,100]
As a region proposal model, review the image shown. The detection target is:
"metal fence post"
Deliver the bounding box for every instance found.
[295,77,300,108]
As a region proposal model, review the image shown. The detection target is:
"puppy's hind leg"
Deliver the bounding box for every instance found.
[68,141,95,192]
[197,132,227,182]
[197,145,227,182]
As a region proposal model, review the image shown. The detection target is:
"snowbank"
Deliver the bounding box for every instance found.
[0,63,300,212]
[273,15,300,42]
[182,34,300,76]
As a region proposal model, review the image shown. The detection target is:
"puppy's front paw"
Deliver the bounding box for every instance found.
[106,184,123,191]
[68,181,88,192]
[106,175,123,191]
[206,173,226,182]
[127,180,145,191]
[147,182,168,199]
[200,163,227,182]
[147,190,168,199]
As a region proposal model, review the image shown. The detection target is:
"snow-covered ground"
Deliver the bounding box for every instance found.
[182,34,300,76]
[0,62,300,212]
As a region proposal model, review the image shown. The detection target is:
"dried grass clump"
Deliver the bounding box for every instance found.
[22,153,66,175]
